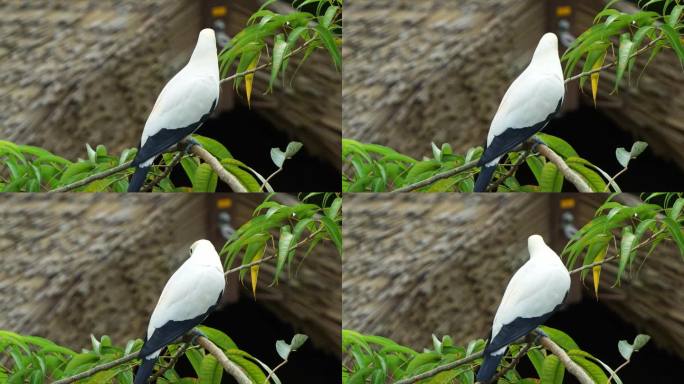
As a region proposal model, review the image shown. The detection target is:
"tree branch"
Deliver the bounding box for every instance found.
[140,151,184,192]
[51,352,138,384]
[487,338,538,383]
[48,161,133,193]
[486,151,530,192]
[564,37,662,84]
[536,144,592,192]
[220,38,315,85]
[196,336,252,384]
[390,160,479,193]
[149,342,192,382]
[188,145,248,192]
[539,337,594,384]
[393,351,483,384]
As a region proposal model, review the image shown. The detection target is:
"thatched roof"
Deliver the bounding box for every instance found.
[342,193,684,359]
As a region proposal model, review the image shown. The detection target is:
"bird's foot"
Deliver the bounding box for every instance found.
[530,135,547,152]
[183,137,202,154]
[532,328,549,340]
[189,328,208,344]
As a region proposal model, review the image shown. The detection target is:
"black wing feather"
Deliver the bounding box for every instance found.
[132,99,217,167]
[478,98,562,166]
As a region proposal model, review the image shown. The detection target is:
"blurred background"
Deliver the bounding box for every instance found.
[342,0,684,191]
[0,0,341,191]
[342,193,684,382]
[0,193,341,382]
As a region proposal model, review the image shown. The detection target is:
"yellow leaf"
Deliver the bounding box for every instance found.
[245,55,259,108]
[592,247,607,299]
[590,53,606,106]
[250,247,264,298]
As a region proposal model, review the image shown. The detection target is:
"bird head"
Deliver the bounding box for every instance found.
[531,32,559,64]
[190,239,215,255]
[189,28,218,67]
[527,234,547,255]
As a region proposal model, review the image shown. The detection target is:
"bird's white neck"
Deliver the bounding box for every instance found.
[528,34,562,78]
[187,30,219,78]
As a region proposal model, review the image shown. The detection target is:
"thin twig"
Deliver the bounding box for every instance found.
[149,342,192,382]
[196,337,252,384]
[390,160,479,193]
[140,151,185,192]
[488,337,538,383]
[220,38,316,85]
[48,161,133,193]
[393,352,483,384]
[51,352,138,384]
[225,254,276,276]
[536,144,592,192]
[564,37,662,84]
[264,359,288,383]
[569,255,619,275]
[189,145,248,192]
[486,151,530,192]
[261,167,282,191]
[603,167,628,192]
[539,337,594,384]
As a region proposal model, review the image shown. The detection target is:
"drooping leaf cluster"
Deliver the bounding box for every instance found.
[219,0,342,104]
[0,135,303,192]
[342,328,648,384]
[563,192,684,296]
[563,0,684,101]
[0,327,306,384]
[342,134,641,193]
[220,192,342,297]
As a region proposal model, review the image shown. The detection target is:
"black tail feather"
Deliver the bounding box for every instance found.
[474,163,497,192]
[128,166,151,192]
[134,357,156,384]
[476,350,504,383]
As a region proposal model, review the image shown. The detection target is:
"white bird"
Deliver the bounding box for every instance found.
[134,239,225,384]
[128,28,220,192]
[473,33,565,192]
[476,234,570,383]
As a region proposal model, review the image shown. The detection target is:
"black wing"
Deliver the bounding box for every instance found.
[139,289,222,357]
[478,98,562,166]
[132,99,217,167]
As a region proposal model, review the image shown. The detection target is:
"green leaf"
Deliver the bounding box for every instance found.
[269,34,288,90]
[539,327,580,351]
[630,141,648,158]
[275,226,294,281]
[540,355,564,384]
[615,147,631,168]
[315,24,341,69]
[196,326,238,351]
[540,162,563,192]
[536,134,578,159]
[663,217,684,258]
[618,227,636,281]
[320,216,342,253]
[192,163,217,192]
[615,33,634,89]
[660,24,684,66]
[192,135,232,159]
[198,354,222,384]
[270,141,303,168]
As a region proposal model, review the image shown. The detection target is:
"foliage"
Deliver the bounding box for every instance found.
[563,192,684,296]
[0,328,307,384]
[563,0,684,101]
[341,135,642,192]
[220,192,342,296]
[342,328,646,384]
[219,0,342,103]
[0,135,302,192]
